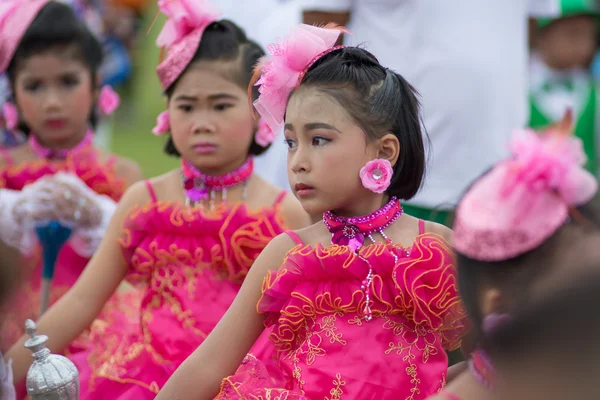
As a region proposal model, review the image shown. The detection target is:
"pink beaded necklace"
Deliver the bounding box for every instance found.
[181,157,253,208]
[29,130,94,160]
[323,197,403,321]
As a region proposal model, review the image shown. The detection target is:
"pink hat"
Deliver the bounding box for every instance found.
[0,0,49,73]
[453,113,598,262]
[155,0,220,91]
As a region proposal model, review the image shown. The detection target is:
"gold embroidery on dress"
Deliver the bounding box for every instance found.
[325,373,347,400]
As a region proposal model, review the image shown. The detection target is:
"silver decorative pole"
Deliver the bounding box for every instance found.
[24,320,79,399]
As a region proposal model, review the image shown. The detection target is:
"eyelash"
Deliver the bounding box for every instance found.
[215,104,233,111]
[284,136,331,150]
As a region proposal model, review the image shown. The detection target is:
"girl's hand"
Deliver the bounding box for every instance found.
[14,173,104,228]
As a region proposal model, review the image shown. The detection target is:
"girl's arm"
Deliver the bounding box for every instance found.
[156,233,296,400]
[5,180,150,383]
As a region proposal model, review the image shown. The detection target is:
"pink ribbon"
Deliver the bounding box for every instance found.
[156,0,220,48]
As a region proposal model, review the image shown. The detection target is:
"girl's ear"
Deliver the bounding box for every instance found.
[377,132,400,167]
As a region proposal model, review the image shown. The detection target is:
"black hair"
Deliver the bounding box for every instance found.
[489,271,600,366]
[297,47,427,200]
[6,2,104,133]
[163,20,267,157]
[457,190,600,339]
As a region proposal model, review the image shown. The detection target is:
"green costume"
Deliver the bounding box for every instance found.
[530,0,600,175]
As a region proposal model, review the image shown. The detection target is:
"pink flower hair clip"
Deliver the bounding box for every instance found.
[453,111,598,261]
[249,24,346,143]
[255,119,276,147]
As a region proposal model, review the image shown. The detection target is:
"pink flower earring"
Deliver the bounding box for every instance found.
[2,102,18,130]
[152,111,170,135]
[360,159,393,193]
[98,85,120,116]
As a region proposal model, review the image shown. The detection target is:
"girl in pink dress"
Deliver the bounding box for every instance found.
[431,114,600,400]
[5,1,308,398]
[0,0,142,351]
[158,23,467,400]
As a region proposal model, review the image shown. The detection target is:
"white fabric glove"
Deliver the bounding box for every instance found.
[1,172,117,257]
[0,188,36,253]
[0,356,16,400]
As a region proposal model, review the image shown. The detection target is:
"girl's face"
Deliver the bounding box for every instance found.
[284,87,387,216]
[168,62,255,175]
[536,15,598,70]
[14,49,95,148]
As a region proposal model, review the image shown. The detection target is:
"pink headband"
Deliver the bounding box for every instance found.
[0,0,49,73]
[251,24,345,139]
[453,113,598,261]
[155,0,220,91]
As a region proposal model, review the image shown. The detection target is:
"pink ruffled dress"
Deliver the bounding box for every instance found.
[218,221,467,400]
[70,181,289,399]
[0,147,130,351]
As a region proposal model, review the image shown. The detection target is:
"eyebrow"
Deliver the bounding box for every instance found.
[305,123,341,132]
[174,93,239,102]
[208,93,239,101]
[174,95,198,102]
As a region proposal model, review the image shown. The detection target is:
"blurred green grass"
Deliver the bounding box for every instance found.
[109,9,179,178]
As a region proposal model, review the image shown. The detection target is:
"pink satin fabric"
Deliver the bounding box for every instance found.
[218,234,467,399]
[70,194,288,399]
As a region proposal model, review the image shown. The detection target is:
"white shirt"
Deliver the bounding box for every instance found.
[215,0,301,191]
[300,0,559,208]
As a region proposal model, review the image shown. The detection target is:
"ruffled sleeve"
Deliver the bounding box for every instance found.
[393,234,468,351]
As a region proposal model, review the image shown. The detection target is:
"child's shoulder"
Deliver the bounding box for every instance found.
[100,151,143,187]
[0,143,35,168]
[422,220,453,243]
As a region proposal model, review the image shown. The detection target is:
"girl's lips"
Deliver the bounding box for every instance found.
[295,183,315,197]
[45,119,67,129]
[192,143,217,154]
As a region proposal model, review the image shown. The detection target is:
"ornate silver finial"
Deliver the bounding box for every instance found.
[24,320,79,399]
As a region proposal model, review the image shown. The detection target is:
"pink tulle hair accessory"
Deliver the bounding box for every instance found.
[360,159,393,193]
[453,111,598,262]
[1,102,18,130]
[250,24,346,139]
[154,0,220,91]
[0,0,49,73]
[98,85,120,116]
[152,111,170,135]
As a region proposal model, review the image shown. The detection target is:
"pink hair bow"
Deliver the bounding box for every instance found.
[156,0,220,48]
[453,111,598,262]
[251,24,345,136]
